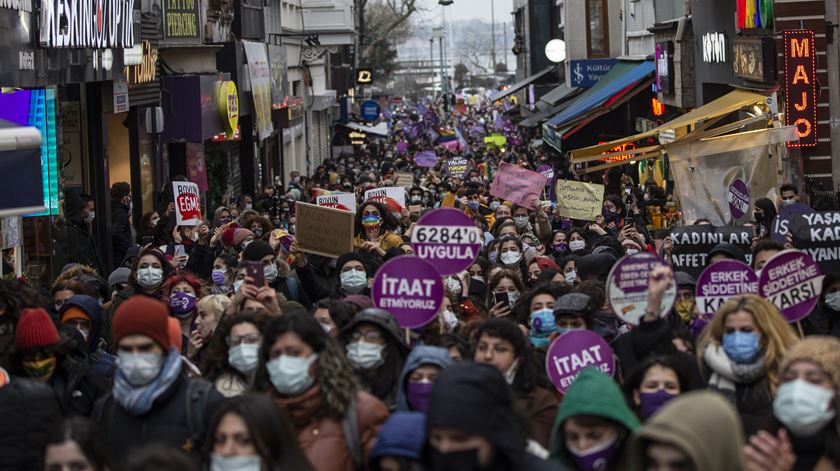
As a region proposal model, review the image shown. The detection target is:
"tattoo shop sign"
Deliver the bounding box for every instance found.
[789,212,840,274]
[670,226,753,278]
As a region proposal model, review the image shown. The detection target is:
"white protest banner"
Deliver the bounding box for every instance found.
[316,192,357,213]
[365,187,406,213]
[173,181,202,226]
[555,180,605,221]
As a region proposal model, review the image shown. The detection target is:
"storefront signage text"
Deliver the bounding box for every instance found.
[598,142,637,162]
[162,0,200,41]
[655,42,673,94]
[702,32,726,63]
[40,0,135,48]
[733,37,769,82]
[125,41,157,86]
[19,51,34,70]
[784,30,817,148]
[0,0,32,12]
[217,80,239,139]
[570,59,618,88]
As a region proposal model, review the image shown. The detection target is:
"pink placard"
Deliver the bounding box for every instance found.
[489,162,547,207]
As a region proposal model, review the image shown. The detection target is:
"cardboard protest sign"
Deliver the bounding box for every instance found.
[727,178,749,220]
[364,187,406,213]
[789,212,840,274]
[771,202,813,244]
[316,192,357,213]
[294,202,354,258]
[445,157,471,179]
[394,172,414,188]
[607,253,676,325]
[695,260,759,317]
[489,162,547,208]
[173,182,202,226]
[758,250,824,322]
[372,255,444,328]
[670,226,754,278]
[545,330,615,394]
[555,180,605,221]
[411,208,482,276]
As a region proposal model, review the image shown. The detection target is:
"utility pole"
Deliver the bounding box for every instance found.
[491,0,497,82]
[503,22,508,71]
[430,37,435,96]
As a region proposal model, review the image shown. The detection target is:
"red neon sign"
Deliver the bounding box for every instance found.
[784,30,817,148]
[598,142,638,162]
[652,97,665,116]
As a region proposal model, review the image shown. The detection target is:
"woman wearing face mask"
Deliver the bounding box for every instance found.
[191,295,230,362]
[801,275,840,337]
[242,240,308,305]
[138,211,161,244]
[528,257,561,287]
[558,256,580,286]
[568,230,588,254]
[239,213,273,241]
[12,308,106,417]
[550,367,641,471]
[259,312,389,471]
[161,273,203,354]
[467,257,490,300]
[206,394,313,471]
[341,308,410,410]
[209,254,238,296]
[214,206,234,228]
[622,356,694,420]
[395,345,453,413]
[110,247,174,313]
[752,197,778,239]
[497,236,528,280]
[354,201,404,253]
[490,218,519,241]
[202,312,270,397]
[486,269,525,318]
[698,295,798,436]
[744,336,840,471]
[516,286,564,351]
[472,319,559,449]
[550,230,570,260]
[312,299,356,337]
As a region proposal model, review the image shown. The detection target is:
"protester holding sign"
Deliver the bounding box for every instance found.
[354,201,404,254]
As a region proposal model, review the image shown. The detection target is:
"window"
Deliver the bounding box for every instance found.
[586,0,609,57]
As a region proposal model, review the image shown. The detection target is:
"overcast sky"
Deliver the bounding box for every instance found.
[419,0,515,24]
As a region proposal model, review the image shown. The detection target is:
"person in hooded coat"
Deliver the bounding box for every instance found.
[58,294,117,381]
[801,274,840,338]
[0,375,63,470]
[422,362,567,471]
[395,345,453,413]
[62,191,104,275]
[370,412,427,471]
[549,368,641,471]
[628,390,748,471]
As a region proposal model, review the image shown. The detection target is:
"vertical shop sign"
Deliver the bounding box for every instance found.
[243,41,273,141]
[784,30,817,147]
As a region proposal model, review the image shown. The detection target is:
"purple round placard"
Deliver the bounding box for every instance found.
[545,330,615,394]
[606,253,676,325]
[371,256,444,329]
[758,250,823,322]
[410,208,482,276]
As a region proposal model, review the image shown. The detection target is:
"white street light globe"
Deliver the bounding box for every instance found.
[545,39,566,63]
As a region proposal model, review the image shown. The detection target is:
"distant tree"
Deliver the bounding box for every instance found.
[495,62,508,73]
[357,0,419,83]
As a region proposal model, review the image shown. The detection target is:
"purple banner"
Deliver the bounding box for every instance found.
[758,250,823,322]
[771,202,813,244]
[727,178,749,220]
[415,150,438,168]
[410,209,482,276]
[545,330,615,394]
[372,256,444,329]
[695,260,759,317]
[607,253,676,325]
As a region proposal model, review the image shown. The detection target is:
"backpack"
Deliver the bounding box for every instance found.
[341,394,363,470]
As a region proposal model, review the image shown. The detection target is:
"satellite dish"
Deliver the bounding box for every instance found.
[545,39,566,63]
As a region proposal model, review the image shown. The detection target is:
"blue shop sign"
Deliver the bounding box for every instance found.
[360,100,381,122]
[570,59,619,88]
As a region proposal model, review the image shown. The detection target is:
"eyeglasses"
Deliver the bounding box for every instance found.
[349,330,384,343]
[228,333,261,347]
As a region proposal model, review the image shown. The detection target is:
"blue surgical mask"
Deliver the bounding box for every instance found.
[529,308,557,348]
[722,331,760,364]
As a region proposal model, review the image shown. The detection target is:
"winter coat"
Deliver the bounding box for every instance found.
[49,349,107,417]
[111,201,133,268]
[514,385,559,449]
[94,374,224,464]
[395,345,453,412]
[60,295,117,380]
[628,390,747,471]
[272,385,389,471]
[550,367,641,470]
[0,377,62,471]
[63,192,104,274]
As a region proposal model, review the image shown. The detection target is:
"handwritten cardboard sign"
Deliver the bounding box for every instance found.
[316,192,357,213]
[173,181,202,226]
[364,187,406,213]
[295,202,354,258]
[555,180,605,221]
[489,162,547,207]
[395,172,414,188]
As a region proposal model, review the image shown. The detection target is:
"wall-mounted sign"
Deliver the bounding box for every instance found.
[125,41,157,86]
[19,51,34,70]
[268,44,289,110]
[40,0,135,48]
[0,0,32,12]
[598,142,637,162]
[702,32,727,63]
[356,68,373,85]
[217,80,239,139]
[732,37,774,82]
[162,0,201,43]
[655,42,673,94]
[570,59,618,87]
[784,30,817,148]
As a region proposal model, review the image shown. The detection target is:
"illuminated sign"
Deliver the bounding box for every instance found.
[356,68,373,85]
[652,98,665,117]
[217,80,239,139]
[655,42,673,94]
[211,125,241,142]
[125,41,158,86]
[784,30,817,148]
[598,142,638,162]
[40,0,135,48]
[702,33,726,63]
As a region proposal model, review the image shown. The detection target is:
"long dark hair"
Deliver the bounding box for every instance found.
[200,311,271,383]
[622,355,695,410]
[205,394,314,471]
[471,318,552,393]
[354,200,401,237]
[313,299,356,332]
[45,417,112,471]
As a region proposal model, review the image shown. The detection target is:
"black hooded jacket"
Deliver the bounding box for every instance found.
[64,191,104,274]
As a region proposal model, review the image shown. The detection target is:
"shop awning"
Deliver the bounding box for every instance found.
[568,89,770,162]
[546,61,654,129]
[488,66,557,102]
[519,87,582,128]
[539,83,579,106]
[338,121,389,137]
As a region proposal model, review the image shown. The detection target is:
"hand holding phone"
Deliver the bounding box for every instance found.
[244,260,265,287]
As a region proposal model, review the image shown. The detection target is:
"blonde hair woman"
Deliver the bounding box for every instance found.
[697,294,798,436]
[189,294,232,360]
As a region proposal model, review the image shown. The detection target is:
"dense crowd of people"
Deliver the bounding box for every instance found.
[1,97,839,471]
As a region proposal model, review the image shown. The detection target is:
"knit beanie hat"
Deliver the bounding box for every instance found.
[337,252,366,274]
[222,228,254,247]
[242,240,275,262]
[108,267,131,290]
[60,307,91,325]
[779,336,840,410]
[15,308,60,350]
[112,296,171,350]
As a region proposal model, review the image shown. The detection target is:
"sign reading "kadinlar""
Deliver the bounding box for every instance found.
[40,0,135,48]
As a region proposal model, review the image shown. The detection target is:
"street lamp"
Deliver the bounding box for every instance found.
[545,38,566,86]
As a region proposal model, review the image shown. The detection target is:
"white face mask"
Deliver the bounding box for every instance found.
[233,280,244,293]
[825,291,840,311]
[263,263,278,284]
[442,309,459,331]
[569,240,586,252]
[84,211,95,224]
[503,358,521,385]
[625,248,639,256]
[500,250,522,266]
[228,344,260,374]
[346,341,385,370]
[320,322,334,334]
[445,277,462,296]
[266,354,318,396]
[136,267,164,289]
[211,454,262,471]
[340,269,367,294]
[565,270,577,284]
[773,379,836,436]
[507,291,520,306]
[118,352,163,386]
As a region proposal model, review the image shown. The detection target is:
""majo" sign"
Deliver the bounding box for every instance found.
[784,30,817,148]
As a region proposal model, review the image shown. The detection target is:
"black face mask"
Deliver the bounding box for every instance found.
[430,448,482,471]
[753,211,764,222]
